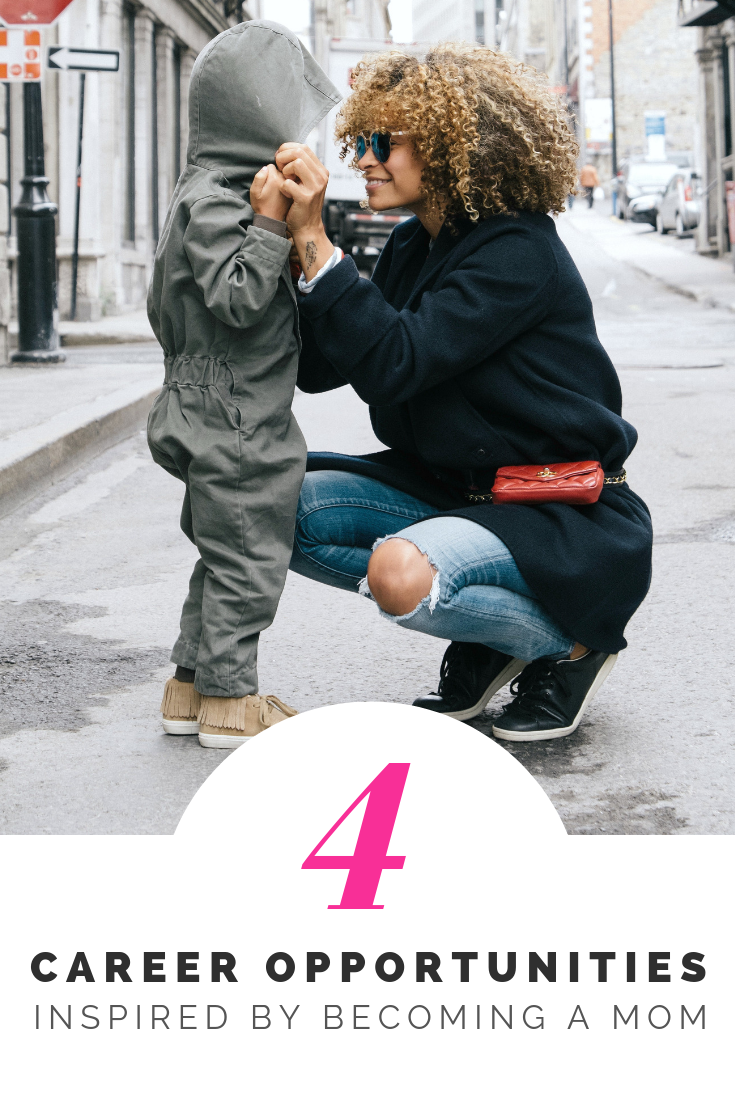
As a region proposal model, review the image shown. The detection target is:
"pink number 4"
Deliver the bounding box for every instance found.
[302,763,410,909]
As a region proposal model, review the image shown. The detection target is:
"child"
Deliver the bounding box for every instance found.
[146,21,340,748]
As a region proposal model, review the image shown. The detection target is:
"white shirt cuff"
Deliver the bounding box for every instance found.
[298,246,344,293]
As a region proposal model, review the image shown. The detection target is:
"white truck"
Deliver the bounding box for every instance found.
[319,37,422,273]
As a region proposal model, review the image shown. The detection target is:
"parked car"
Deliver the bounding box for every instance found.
[655,169,701,236]
[626,192,661,227]
[617,161,679,220]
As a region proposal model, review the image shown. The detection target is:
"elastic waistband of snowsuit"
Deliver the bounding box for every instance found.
[163,354,233,387]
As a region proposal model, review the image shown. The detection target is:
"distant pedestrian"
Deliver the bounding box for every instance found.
[580,163,601,207]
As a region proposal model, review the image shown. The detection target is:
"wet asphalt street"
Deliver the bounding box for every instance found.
[0,204,733,834]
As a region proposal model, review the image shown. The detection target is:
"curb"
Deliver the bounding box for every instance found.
[559,212,735,313]
[9,316,156,349]
[0,379,160,520]
[60,331,157,347]
[625,262,735,311]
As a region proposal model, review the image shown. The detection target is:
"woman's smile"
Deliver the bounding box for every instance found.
[364,176,392,191]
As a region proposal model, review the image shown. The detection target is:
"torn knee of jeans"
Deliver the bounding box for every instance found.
[360,534,440,620]
[358,573,374,600]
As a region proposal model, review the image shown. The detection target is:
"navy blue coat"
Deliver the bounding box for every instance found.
[297,211,652,653]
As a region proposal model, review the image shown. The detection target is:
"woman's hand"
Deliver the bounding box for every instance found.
[250,163,291,223]
[275,143,335,280]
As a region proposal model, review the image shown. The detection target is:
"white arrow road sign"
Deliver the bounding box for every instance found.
[47,46,119,71]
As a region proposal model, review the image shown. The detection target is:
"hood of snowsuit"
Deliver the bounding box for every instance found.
[186,19,341,193]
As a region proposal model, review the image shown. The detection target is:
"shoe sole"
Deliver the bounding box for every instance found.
[162,719,199,735]
[440,658,528,721]
[492,653,618,742]
[198,731,256,749]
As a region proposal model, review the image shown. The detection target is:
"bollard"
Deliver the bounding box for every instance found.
[11,82,65,364]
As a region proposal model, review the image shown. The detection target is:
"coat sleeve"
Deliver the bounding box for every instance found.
[297,227,400,394]
[296,312,348,393]
[183,194,292,329]
[298,228,559,406]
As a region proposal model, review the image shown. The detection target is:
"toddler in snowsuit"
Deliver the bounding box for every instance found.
[146,21,339,747]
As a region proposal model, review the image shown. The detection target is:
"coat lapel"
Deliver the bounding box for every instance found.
[379,218,431,309]
[404,218,478,309]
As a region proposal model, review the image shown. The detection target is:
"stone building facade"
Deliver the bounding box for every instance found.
[678,2,735,258]
[5,0,253,333]
[0,0,391,359]
[412,0,501,48]
[505,2,699,183]
[588,0,698,178]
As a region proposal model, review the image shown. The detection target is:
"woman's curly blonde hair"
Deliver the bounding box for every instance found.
[335,42,579,221]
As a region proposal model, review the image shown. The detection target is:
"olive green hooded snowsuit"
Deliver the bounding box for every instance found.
[147,20,340,698]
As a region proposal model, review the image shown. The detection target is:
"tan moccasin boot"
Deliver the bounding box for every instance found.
[198,694,298,748]
[161,677,202,734]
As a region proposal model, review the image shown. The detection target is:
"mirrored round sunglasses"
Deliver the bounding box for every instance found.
[355,131,404,163]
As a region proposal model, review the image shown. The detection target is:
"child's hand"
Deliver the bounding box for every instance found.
[250,164,292,222]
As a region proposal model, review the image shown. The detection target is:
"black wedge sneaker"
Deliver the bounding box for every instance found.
[412,641,527,722]
[492,648,617,741]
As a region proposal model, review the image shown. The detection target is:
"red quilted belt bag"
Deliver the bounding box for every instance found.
[489,461,619,505]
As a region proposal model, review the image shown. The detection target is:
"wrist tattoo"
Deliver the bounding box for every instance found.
[305,240,317,271]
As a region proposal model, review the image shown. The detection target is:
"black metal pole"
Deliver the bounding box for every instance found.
[11,82,65,364]
[608,0,618,177]
[70,71,85,322]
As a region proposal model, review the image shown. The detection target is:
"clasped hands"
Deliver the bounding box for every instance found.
[249,143,334,281]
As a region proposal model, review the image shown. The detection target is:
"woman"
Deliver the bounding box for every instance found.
[275,44,652,741]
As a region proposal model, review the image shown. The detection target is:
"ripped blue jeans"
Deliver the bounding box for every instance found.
[289,471,574,662]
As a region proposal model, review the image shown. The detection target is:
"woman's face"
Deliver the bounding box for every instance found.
[357,131,425,212]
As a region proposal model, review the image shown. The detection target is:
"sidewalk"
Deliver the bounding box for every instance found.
[9,308,155,348]
[0,347,163,519]
[559,204,735,311]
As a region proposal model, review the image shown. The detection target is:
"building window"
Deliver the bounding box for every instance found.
[123,3,135,244]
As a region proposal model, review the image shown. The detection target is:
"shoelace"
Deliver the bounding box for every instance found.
[259,695,298,727]
[506,659,572,717]
[437,645,474,702]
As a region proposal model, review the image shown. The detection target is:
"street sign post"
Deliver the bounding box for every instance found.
[2,0,77,362]
[70,70,85,321]
[46,49,120,319]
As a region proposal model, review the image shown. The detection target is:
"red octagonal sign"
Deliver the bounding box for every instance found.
[0,0,74,27]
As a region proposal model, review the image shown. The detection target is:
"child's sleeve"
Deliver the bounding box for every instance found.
[183,193,292,329]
